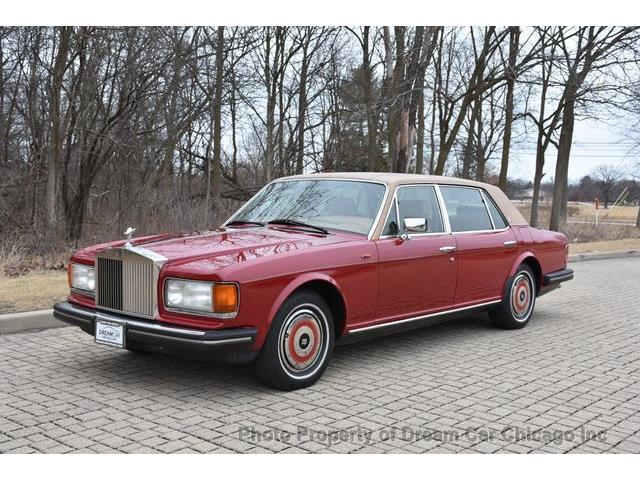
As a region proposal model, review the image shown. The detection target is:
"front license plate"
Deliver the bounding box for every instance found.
[95,318,125,348]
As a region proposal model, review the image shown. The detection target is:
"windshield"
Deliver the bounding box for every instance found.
[228,180,386,236]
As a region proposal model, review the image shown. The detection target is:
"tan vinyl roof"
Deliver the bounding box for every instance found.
[278,172,529,231]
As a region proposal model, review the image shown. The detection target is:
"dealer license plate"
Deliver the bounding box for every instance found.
[95,318,125,348]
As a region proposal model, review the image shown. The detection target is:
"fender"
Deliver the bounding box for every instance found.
[505,250,541,293]
[265,272,348,333]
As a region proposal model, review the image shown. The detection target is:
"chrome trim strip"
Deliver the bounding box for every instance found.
[71,287,95,299]
[122,244,168,263]
[62,302,206,336]
[480,190,497,230]
[129,330,254,346]
[60,302,255,345]
[434,184,452,234]
[348,299,502,334]
[450,226,511,235]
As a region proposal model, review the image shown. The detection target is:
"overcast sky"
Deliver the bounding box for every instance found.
[507,117,637,182]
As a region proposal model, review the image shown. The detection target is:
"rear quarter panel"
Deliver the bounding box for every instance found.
[516,225,568,274]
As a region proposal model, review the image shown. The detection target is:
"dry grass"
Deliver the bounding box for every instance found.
[0,270,68,314]
[569,238,640,254]
[514,202,640,243]
[571,204,638,223]
[515,201,639,224]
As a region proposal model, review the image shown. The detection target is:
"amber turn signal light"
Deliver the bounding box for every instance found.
[212,283,238,314]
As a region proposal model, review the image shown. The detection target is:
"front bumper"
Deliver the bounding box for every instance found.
[53,301,259,363]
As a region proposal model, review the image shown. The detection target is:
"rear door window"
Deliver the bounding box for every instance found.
[439,186,493,232]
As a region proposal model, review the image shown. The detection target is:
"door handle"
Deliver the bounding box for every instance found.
[504,240,517,248]
[439,246,456,253]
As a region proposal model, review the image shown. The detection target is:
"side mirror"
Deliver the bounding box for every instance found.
[403,217,427,233]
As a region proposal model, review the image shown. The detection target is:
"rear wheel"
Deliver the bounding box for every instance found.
[255,290,334,391]
[490,264,536,329]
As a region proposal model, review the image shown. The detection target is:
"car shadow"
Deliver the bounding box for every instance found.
[58,312,497,396]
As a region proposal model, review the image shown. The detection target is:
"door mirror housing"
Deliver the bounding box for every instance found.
[402,217,427,234]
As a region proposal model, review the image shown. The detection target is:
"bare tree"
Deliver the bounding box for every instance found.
[549,26,640,231]
[592,164,622,209]
[498,26,520,191]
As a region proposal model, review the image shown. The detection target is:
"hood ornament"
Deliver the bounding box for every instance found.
[124,226,136,247]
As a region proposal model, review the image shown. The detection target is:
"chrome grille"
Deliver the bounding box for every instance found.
[95,247,162,319]
[96,257,123,311]
[122,259,154,317]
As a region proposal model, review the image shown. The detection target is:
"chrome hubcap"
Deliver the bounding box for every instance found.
[279,307,324,373]
[511,272,534,321]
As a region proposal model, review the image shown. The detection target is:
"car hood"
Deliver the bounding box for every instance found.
[74,227,358,274]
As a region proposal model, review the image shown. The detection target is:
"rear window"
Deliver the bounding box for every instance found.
[439,186,493,232]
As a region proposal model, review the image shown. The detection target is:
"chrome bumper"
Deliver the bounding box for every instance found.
[53,301,258,360]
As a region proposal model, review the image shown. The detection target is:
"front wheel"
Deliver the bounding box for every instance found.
[254,290,335,391]
[490,264,537,329]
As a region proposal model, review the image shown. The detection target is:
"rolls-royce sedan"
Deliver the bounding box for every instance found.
[54,173,573,390]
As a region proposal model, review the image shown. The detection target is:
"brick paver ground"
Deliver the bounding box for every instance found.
[1,257,639,453]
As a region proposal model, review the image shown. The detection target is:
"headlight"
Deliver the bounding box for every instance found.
[165,279,238,316]
[68,263,95,293]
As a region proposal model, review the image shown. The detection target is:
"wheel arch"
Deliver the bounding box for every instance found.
[509,252,543,294]
[267,273,348,339]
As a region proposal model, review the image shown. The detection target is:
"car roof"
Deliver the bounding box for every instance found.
[277,172,529,229]
[278,171,491,188]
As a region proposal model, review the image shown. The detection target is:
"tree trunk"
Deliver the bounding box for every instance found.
[295,30,309,175]
[46,27,71,241]
[428,86,436,174]
[475,97,485,181]
[462,99,480,179]
[230,70,238,182]
[211,26,224,206]
[362,27,377,172]
[387,27,405,172]
[415,81,425,174]
[264,29,276,182]
[549,93,576,232]
[498,26,520,191]
[530,148,545,227]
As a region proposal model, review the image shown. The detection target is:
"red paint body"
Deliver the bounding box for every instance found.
[68,221,568,351]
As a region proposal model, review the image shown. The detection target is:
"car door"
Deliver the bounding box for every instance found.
[373,185,458,323]
[438,185,519,306]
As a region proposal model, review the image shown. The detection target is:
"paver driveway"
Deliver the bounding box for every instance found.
[1,257,639,453]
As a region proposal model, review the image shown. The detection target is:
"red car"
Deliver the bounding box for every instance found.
[54,173,573,390]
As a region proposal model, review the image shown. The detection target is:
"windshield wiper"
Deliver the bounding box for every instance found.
[225,220,265,227]
[267,218,329,235]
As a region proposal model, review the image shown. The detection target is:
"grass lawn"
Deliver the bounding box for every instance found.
[569,238,640,254]
[0,270,68,314]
